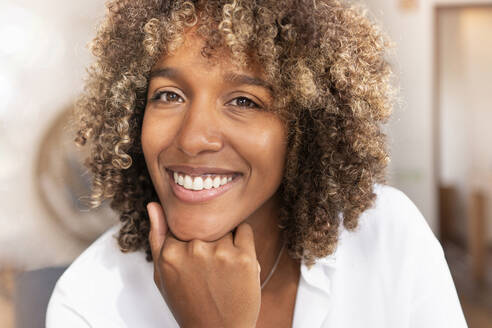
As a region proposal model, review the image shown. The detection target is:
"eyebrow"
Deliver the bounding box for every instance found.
[149,67,273,92]
[223,72,273,92]
[150,67,179,80]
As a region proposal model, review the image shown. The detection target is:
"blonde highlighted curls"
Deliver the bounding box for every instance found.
[76,0,394,266]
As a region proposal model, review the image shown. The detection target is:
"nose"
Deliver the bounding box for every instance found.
[175,99,224,157]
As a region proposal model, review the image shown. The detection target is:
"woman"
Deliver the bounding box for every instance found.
[47,0,467,327]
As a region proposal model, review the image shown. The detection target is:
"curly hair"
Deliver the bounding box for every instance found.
[75,0,394,266]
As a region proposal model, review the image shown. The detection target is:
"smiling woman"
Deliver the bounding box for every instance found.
[46,0,466,327]
[142,33,286,243]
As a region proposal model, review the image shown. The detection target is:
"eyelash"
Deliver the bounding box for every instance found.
[150,91,184,103]
[150,91,261,109]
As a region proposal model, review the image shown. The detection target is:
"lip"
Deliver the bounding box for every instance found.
[166,169,241,203]
[167,165,239,176]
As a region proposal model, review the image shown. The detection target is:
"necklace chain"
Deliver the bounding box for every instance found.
[260,241,286,290]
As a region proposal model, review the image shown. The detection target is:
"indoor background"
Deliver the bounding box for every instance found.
[0,0,491,327]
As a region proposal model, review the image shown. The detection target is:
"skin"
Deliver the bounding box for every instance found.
[142,32,301,327]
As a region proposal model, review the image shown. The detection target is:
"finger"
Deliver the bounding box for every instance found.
[147,202,168,261]
[214,231,233,253]
[163,231,187,250]
[217,230,234,246]
[233,222,256,255]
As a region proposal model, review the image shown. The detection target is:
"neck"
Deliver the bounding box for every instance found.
[244,195,284,288]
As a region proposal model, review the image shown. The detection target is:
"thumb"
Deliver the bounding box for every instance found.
[147,202,168,260]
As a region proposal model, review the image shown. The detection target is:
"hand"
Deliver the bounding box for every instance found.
[147,202,261,328]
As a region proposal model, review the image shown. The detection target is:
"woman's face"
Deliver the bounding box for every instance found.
[141,33,287,241]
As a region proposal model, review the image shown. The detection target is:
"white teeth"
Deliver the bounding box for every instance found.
[184,175,193,189]
[192,177,204,190]
[213,176,221,188]
[204,177,213,189]
[172,171,235,191]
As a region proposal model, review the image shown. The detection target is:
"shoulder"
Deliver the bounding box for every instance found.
[356,185,466,325]
[333,183,444,271]
[47,224,140,306]
[353,183,439,247]
[308,184,466,327]
[46,224,170,326]
[365,183,429,228]
[50,224,143,298]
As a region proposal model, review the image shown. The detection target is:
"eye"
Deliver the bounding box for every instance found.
[227,96,261,109]
[151,90,184,104]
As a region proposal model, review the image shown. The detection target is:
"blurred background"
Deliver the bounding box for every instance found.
[0,0,490,327]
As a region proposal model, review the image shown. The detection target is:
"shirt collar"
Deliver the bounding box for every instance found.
[299,250,338,296]
[299,216,343,295]
[293,250,338,328]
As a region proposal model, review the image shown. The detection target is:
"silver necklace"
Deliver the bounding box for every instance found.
[260,241,286,290]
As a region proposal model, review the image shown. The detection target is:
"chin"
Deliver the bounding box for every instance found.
[167,214,231,242]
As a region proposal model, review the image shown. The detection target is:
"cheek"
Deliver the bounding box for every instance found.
[230,116,287,182]
[257,128,287,182]
[141,111,174,169]
[259,133,285,167]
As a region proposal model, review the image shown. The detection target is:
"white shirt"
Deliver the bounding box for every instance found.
[46,184,468,327]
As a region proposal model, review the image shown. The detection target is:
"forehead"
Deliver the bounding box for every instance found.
[153,31,265,79]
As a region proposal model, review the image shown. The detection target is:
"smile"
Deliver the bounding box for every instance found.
[167,169,241,203]
[172,171,234,191]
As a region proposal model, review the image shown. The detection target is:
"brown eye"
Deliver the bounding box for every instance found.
[152,91,184,103]
[228,96,260,109]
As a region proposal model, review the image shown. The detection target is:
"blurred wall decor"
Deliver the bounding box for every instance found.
[35,107,118,244]
[399,0,419,11]
[0,0,106,271]
[0,1,108,325]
